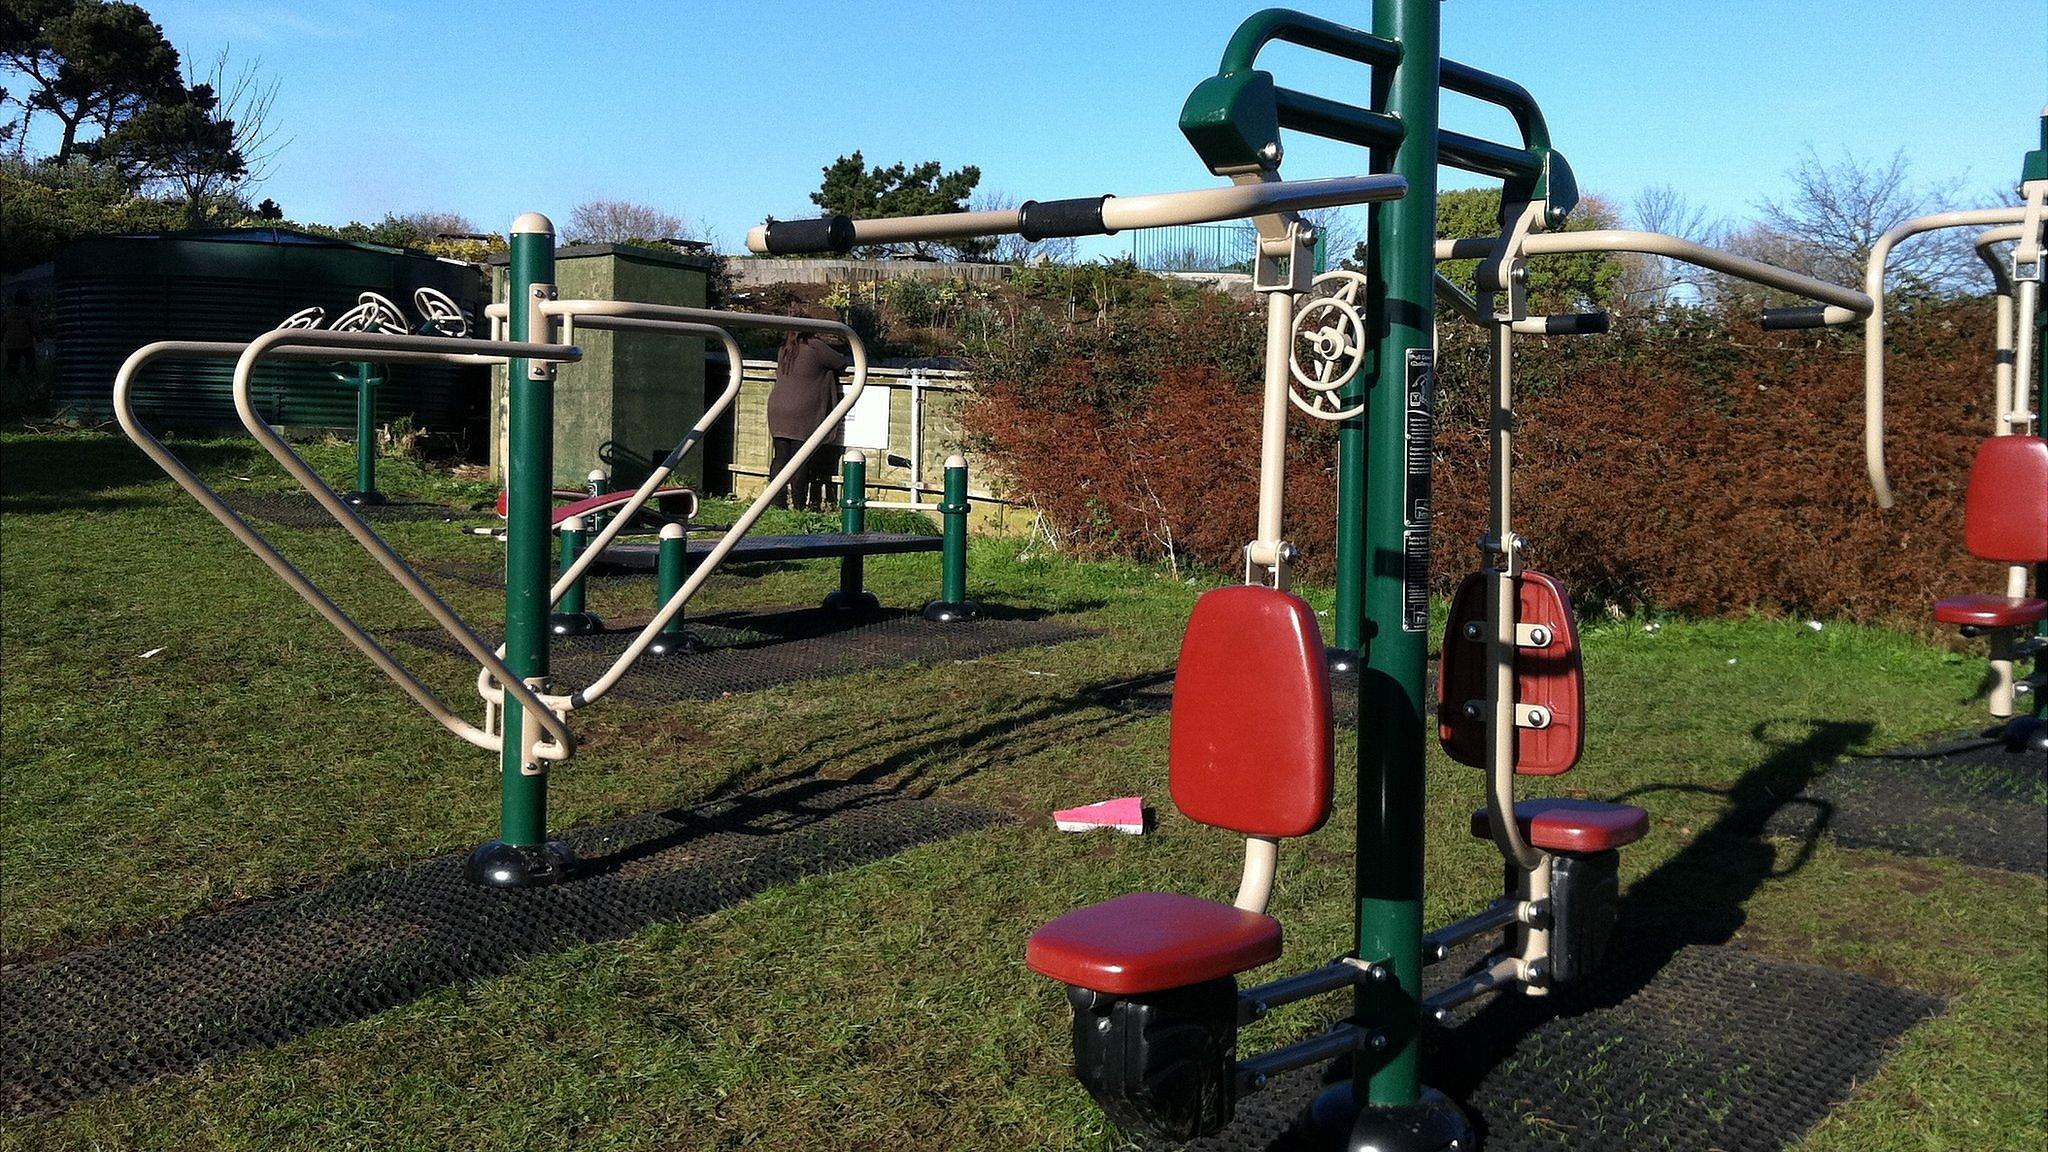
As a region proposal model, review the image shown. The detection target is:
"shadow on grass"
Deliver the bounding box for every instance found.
[1424,717,1873,1115]
[0,434,255,507]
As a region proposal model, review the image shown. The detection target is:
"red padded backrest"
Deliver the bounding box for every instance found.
[1963,436,2048,564]
[1169,586,1334,839]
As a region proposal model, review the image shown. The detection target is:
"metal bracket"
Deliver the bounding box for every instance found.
[1514,622,1553,648]
[1252,222,1314,294]
[526,283,560,380]
[1514,703,1552,730]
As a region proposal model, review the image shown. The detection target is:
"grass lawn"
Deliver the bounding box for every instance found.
[1,430,2041,1150]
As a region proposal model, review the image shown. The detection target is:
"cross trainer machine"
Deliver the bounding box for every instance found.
[117,176,1411,892]
[275,288,473,506]
[1862,113,2048,752]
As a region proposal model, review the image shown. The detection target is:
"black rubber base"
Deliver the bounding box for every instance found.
[1305,1084,1471,1152]
[549,610,606,638]
[341,489,387,507]
[396,605,1095,706]
[1765,728,2046,873]
[645,629,708,657]
[463,839,576,887]
[1325,647,1361,675]
[822,587,883,612]
[2,779,1005,1117]
[921,599,980,623]
[1164,946,1940,1152]
[225,491,470,528]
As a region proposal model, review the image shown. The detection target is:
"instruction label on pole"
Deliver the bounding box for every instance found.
[1403,347,1434,632]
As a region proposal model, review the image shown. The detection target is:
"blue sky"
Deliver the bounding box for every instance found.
[36,1,2048,253]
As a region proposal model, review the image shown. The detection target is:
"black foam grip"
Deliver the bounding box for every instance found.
[762,216,857,255]
[1018,196,1111,241]
[1544,312,1610,336]
[1761,306,1829,330]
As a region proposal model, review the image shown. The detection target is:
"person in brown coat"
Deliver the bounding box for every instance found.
[766,329,850,511]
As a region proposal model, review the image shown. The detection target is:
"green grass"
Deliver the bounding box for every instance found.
[1,430,2041,1150]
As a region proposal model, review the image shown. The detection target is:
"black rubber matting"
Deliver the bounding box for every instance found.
[395,605,1097,705]
[1169,944,1941,1152]
[0,779,1005,1117]
[601,531,943,570]
[1765,732,2046,873]
[224,491,485,528]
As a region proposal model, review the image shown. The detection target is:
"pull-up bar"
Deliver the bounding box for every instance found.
[745,173,1407,255]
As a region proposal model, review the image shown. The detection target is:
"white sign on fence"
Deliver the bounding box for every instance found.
[839,383,892,450]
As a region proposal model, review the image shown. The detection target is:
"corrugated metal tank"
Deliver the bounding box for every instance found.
[54,229,488,442]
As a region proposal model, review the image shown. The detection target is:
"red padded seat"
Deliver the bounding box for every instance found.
[1933,595,2048,628]
[1470,798,1649,854]
[1027,891,1282,996]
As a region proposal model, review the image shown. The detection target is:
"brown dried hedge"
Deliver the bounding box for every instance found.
[962,286,2013,626]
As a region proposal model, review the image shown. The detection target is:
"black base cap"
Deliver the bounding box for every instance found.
[549,611,605,637]
[1999,714,2048,753]
[822,589,882,612]
[1325,646,1362,675]
[342,490,388,507]
[1305,1083,1473,1152]
[463,839,577,888]
[921,599,980,624]
[645,629,708,657]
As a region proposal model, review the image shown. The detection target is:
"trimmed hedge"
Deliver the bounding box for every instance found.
[962,287,2011,626]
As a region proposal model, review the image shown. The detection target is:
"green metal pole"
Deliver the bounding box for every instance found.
[649,521,703,656]
[348,363,384,505]
[558,519,587,617]
[826,449,879,610]
[467,212,569,888]
[923,454,977,623]
[1354,0,1440,1112]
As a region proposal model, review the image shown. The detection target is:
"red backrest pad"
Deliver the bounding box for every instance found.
[1169,586,1335,838]
[1963,436,2048,564]
[1438,570,1585,777]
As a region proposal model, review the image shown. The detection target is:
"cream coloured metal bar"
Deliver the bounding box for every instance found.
[1233,837,1280,912]
[227,328,583,763]
[1975,225,2020,434]
[490,303,872,712]
[117,337,579,762]
[1438,231,1874,316]
[1860,204,2031,506]
[532,315,745,607]
[743,174,1407,253]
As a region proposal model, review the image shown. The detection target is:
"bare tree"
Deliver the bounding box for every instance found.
[393,209,476,238]
[972,191,1077,264]
[1299,206,1363,270]
[101,48,283,222]
[1742,148,1979,296]
[1616,184,1725,308]
[566,198,702,245]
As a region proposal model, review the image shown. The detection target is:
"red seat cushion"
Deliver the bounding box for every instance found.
[1470,798,1649,854]
[1026,891,1282,995]
[1933,595,2048,628]
[1170,586,1334,838]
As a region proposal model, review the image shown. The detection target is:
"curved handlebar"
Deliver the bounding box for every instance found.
[1861,204,2033,507]
[115,334,583,766]
[1439,230,1874,317]
[746,173,1407,255]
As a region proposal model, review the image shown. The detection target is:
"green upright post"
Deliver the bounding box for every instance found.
[648,521,704,656]
[923,454,978,623]
[345,363,385,506]
[1315,0,1471,1145]
[549,514,602,636]
[467,212,573,889]
[825,449,880,611]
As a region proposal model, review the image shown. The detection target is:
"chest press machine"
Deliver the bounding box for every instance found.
[1863,114,2048,752]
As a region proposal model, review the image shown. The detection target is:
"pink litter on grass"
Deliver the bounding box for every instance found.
[1054,796,1147,834]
